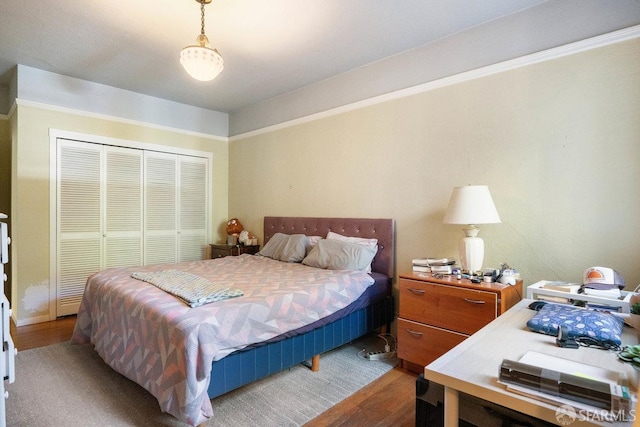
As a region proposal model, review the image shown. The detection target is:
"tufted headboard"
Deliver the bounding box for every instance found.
[263,216,395,279]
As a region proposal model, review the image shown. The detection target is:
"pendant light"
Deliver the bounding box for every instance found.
[180,0,224,81]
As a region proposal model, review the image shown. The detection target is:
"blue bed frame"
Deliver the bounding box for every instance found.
[207,216,396,399]
[208,295,394,398]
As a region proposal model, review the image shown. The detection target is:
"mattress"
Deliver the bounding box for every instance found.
[240,272,390,350]
[71,254,378,425]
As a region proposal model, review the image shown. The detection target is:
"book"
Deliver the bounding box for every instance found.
[430,265,452,274]
[412,265,430,273]
[542,281,580,293]
[412,258,455,266]
[426,258,455,266]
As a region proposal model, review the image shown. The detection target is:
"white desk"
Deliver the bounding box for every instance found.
[424,299,638,426]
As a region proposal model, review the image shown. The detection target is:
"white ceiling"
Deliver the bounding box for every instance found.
[1,0,639,117]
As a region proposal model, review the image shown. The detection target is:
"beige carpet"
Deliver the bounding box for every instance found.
[6,334,397,426]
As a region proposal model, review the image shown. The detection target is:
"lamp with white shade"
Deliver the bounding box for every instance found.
[442,185,501,273]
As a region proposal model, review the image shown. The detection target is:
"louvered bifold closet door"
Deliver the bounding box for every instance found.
[104,147,143,268]
[57,140,102,316]
[56,139,210,316]
[178,156,208,262]
[144,151,178,265]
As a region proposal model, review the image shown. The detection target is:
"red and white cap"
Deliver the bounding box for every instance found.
[583,266,625,290]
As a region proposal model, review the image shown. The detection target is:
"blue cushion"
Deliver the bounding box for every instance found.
[526,303,624,346]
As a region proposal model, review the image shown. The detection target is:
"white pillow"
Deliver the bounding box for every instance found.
[302,239,377,271]
[257,233,308,263]
[326,231,378,273]
[306,236,323,255]
[326,231,377,247]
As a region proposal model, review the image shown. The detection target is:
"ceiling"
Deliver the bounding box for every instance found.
[0,0,639,117]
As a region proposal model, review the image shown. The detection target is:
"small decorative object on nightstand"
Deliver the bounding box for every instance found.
[397,271,522,373]
[209,244,260,259]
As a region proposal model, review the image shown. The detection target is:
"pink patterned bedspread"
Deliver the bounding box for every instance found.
[70,254,374,425]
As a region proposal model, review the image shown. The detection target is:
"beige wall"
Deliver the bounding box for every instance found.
[7,36,639,325]
[11,105,229,324]
[229,38,640,296]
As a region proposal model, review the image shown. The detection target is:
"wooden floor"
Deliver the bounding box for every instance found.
[11,316,417,426]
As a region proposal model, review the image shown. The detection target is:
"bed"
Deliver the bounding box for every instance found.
[71,216,395,426]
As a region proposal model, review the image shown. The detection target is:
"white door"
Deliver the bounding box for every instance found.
[143,152,209,264]
[55,138,209,316]
[178,156,209,262]
[57,140,103,316]
[57,141,144,315]
[143,151,178,265]
[104,146,143,268]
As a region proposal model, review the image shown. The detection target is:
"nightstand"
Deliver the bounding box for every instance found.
[397,272,522,373]
[209,244,260,259]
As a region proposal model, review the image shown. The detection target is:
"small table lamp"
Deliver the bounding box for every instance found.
[443,185,501,272]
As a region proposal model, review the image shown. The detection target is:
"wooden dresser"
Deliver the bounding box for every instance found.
[397,272,522,372]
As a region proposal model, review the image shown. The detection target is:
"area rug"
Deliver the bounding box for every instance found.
[6,334,397,426]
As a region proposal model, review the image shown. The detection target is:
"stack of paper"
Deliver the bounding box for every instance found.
[411,258,430,273]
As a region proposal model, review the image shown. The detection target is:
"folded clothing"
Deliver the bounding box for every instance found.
[526,302,624,347]
[131,269,243,307]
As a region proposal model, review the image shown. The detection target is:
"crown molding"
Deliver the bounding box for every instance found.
[15,98,228,142]
[230,24,640,142]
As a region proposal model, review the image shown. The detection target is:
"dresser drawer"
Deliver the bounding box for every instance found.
[210,244,260,259]
[399,278,497,335]
[397,318,467,367]
[210,246,233,258]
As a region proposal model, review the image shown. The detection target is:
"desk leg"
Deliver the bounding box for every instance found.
[443,386,459,427]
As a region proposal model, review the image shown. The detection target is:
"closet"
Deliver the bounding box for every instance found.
[55,138,210,316]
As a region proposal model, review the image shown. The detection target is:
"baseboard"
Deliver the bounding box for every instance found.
[13,313,52,327]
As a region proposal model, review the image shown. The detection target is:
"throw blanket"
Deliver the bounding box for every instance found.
[131,270,243,307]
[71,255,374,426]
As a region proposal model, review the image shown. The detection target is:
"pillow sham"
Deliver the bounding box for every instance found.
[302,239,377,271]
[257,233,308,263]
[326,231,378,248]
[306,235,323,255]
[326,231,378,273]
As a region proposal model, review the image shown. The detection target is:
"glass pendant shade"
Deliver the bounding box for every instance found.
[180,34,224,81]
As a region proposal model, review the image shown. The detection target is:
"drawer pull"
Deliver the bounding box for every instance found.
[463,298,486,305]
[405,329,424,337]
[407,288,426,295]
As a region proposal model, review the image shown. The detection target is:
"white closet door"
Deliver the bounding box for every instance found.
[144,151,178,265]
[55,137,210,317]
[57,140,102,316]
[178,156,208,262]
[104,146,143,268]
